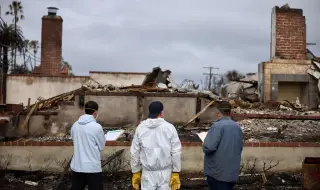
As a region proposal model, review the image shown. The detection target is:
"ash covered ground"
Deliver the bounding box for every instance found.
[238,119,320,142]
[0,171,304,190]
[19,107,320,143]
[27,118,320,143]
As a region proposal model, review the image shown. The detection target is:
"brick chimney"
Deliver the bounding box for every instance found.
[270,4,306,60]
[40,7,63,75]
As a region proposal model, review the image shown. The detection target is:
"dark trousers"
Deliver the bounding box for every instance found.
[70,171,103,190]
[206,176,235,190]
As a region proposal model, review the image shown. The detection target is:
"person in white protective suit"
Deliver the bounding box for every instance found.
[130,101,182,190]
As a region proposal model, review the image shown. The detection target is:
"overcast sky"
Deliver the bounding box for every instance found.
[1,0,319,84]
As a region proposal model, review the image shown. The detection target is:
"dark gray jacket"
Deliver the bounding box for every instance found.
[203,117,243,182]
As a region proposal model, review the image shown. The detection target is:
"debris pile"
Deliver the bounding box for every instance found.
[4,65,319,141]
[82,77,117,92]
[25,67,219,113]
[221,73,259,102]
[232,106,320,116]
[179,79,200,90]
[239,118,320,142]
[307,59,320,94]
[82,67,219,99]
[142,67,177,88]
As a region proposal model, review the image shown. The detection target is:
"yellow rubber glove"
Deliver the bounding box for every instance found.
[132,172,141,190]
[170,172,181,190]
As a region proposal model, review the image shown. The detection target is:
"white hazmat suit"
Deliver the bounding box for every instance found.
[131,118,182,190]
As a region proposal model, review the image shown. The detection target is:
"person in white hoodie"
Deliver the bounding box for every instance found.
[70,101,105,190]
[131,101,182,190]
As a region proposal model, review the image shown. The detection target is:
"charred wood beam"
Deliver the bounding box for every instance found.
[237,80,258,85]
[19,111,58,115]
[184,100,215,127]
[101,149,125,167]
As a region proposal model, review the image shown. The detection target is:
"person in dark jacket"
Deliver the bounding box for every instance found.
[203,101,243,190]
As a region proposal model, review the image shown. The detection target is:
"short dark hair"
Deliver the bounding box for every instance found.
[216,101,231,116]
[148,101,164,118]
[84,101,99,115]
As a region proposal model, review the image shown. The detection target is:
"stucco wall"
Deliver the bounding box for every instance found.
[143,97,197,124]
[89,72,147,86]
[6,104,83,137]
[199,99,219,123]
[6,72,145,106]
[0,145,318,172]
[7,94,199,137]
[0,146,130,172]
[85,95,139,126]
[6,75,88,105]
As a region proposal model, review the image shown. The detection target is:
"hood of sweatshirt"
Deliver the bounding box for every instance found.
[77,114,96,125]
[139,118,165,129]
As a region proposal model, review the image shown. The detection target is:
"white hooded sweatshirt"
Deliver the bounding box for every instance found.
[70,114,105,173]
[131,118,181,177]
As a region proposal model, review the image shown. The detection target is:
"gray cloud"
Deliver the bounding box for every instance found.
[1,0,319,83]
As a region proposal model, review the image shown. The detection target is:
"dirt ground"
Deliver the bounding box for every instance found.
[0,171,304,190]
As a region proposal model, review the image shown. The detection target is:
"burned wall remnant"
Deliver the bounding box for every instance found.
[142,96,197,124]
[259,4,319,108]
[6,92,205,137]
[6,75,89,105]
[260,59,317,108]
[39,7,63,76]
[89,71,147,87]
[270,4,306,60]
[85,95,139,126]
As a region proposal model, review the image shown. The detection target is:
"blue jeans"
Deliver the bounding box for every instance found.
[206,176,235,190]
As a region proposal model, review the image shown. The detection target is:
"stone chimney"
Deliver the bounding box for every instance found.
[40,7,63,75]
[270,4,306,60]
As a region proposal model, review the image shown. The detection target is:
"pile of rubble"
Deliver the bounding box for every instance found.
[307,59,320,93]
[26,67,219,112]
[221,73,259,102]
[83,67,219,99]
[239,118,320,142]
[232,106,320,116]
[11,66,320,142]
[231,105,320,141]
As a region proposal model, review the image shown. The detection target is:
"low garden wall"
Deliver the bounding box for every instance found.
[0,141,319,173]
